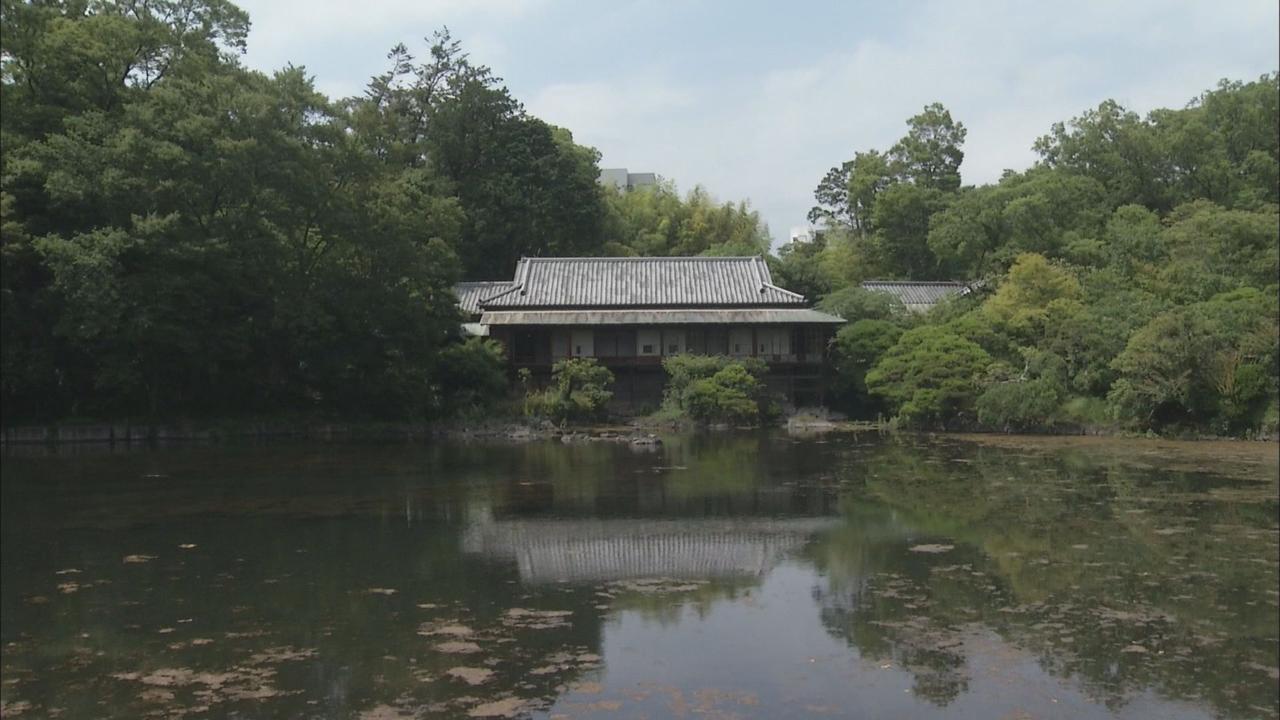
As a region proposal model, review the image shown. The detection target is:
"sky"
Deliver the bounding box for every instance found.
[232,0,1278,247]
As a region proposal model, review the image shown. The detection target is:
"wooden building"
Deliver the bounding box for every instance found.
[860,280,972,312]
[464,256,845,407]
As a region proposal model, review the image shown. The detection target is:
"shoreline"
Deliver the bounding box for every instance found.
[2,416,1275,448]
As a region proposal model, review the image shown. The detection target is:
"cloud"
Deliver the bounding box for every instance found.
[231,0,1278,247]
[233,0,535,98]
[521,0,1276,245]
[526,78,698,158]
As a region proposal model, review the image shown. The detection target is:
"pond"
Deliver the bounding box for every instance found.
[1,433,1277,719]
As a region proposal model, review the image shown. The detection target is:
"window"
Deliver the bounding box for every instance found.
[642,344,654,354]
[668,344,679,354]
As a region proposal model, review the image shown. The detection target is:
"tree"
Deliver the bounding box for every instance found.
[772,234,835,302]
[661,355,772,424]
[525,358,615,423]
[1109,288,1278,432]
[603,181,770,258]
[1033,99,1170,211]
[351,28,607,279]
[436,337,509,417]
[1145,200,1279,304]
[865,326,992,426]
[830,319,904,416]
[889,103,967,192]
[871,183,952,279]
[808,160,855,227]
[976,379,1061,431]
[683,364,765,425]
[816,286,909,324]
[928,185,1009,279]
[808,150,893,235]
[983,253,1083,338]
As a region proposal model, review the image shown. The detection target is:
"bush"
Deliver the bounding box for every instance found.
[661,354,772,425]
[1058,395,1112,429]
[683,364,763,425]
[829,319,903,416]
[524,358,615,423]
[976,378,1061,431]
[436,337,509,417]
[865,326,992,427]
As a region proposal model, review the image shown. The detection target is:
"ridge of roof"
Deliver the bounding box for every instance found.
[516,255,766,262]
[861,279,969,286]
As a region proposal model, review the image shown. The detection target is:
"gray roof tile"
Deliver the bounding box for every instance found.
[482,256,805,309]
[480,308,845,325]
[454,282,517,316]
[860,281,971,306]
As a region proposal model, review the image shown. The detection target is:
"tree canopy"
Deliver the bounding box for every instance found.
[0,3,768,423]
[800,74,1279,436]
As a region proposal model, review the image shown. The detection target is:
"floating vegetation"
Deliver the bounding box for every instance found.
[501,608,573,630]
[446,667,495,686]
[909,544,955,554]
[1,435,1275,719]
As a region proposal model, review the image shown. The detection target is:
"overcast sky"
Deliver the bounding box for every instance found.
[232,0,1278,246]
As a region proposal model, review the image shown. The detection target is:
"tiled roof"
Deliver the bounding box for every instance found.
[480,308,845,325]
[454,282,516,316]
[481,256,806,309]
[860,281,971,306]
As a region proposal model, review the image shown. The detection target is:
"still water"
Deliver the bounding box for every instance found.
[1,433,1277,719]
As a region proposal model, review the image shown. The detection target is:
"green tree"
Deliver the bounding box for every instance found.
[975,378,1061,431]
[661,355,772,424]
[816,286,909,324]
[1109,288,1278,432]
[683,364,765,425]
[871,183,952,279]
[889,102,967,192]
[983,253,1083,338]
[436,337,509,417]
[865,326,992,426]
[830,319,904,416]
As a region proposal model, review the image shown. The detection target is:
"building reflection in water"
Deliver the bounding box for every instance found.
[462,514,838,584]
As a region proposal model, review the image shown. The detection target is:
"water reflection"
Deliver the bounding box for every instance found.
[0,434,1276,719]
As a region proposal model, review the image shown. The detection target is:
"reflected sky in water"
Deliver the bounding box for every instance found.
[1,433,1276,719]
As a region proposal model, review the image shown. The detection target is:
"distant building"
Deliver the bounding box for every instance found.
[598,168,658,192]
[788,226,815,245]
[860,281,972,313]
[467,256,845,406]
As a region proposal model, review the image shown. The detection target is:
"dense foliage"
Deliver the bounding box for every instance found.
[798,75,1279,435]
[523,358,614,423]
[0,2,768,423]
[660,355,774,425]
[2,2,1274,436]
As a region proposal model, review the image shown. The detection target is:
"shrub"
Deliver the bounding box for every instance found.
[436,337,509,417]
[683,364,763,425]
[829,319,903,416]
[661,355,772,425]
[976,378,1061,431]
[524,358,615,423]
[865,326,992,427]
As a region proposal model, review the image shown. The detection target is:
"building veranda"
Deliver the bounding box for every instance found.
[458,257,846,408]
